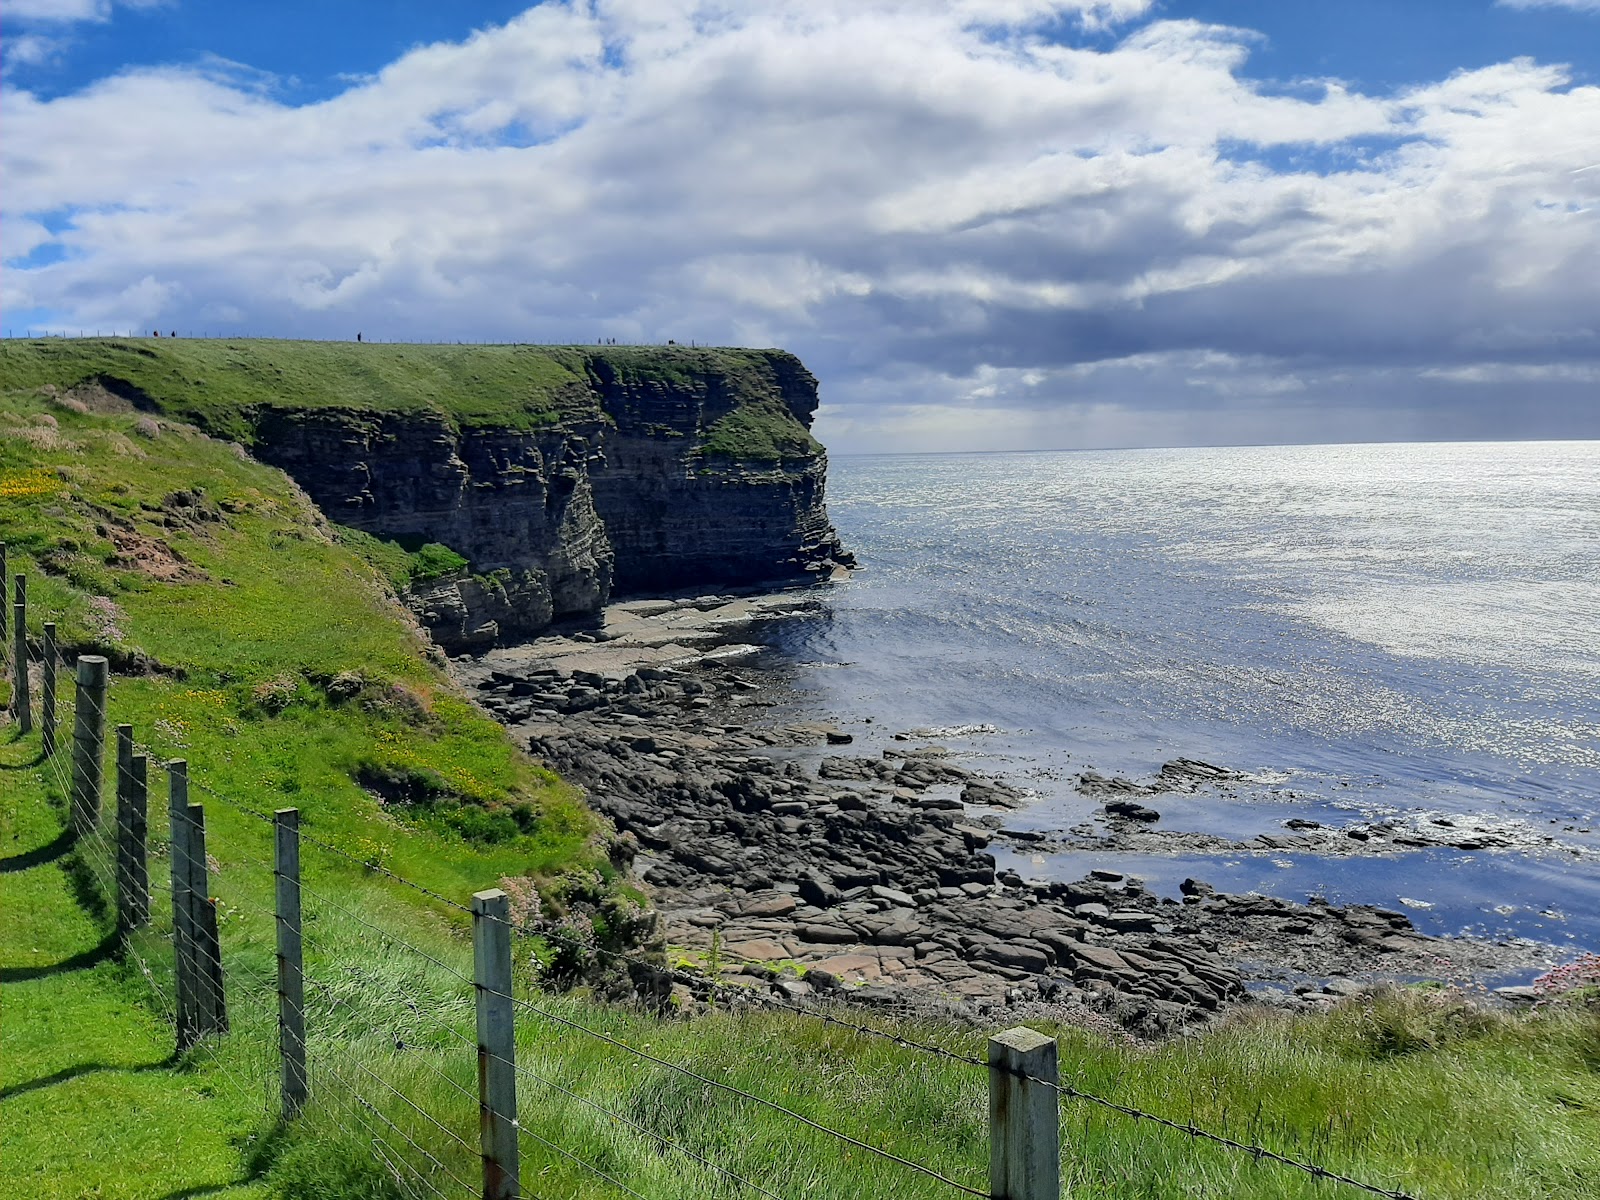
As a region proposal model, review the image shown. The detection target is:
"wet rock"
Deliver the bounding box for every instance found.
[1104,799,1160,823]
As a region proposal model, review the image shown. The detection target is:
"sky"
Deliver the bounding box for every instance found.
[3,1,1598,453]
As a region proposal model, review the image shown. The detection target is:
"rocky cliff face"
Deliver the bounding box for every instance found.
[245,349,850,649]
[585,350,844,594]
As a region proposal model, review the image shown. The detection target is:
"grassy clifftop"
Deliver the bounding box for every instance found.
[0,338,824,460]
[0,379,606,883]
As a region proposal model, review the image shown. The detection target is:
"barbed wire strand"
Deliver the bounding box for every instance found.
[303,968,788,1200]
[295,877,476,984]
[322,1059,480,1198]
[288,870,977,1198]
[314,1069,470,1200]
[535,921,994,1071]
[506,891,1424,1198]
[502,988,987,1198]
[1033,1074,1418,1200]
[513,1119,650,1200]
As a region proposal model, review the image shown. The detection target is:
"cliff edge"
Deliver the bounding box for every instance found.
[0,339,851,650]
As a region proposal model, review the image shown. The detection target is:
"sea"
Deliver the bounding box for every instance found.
[744,441,1600,963]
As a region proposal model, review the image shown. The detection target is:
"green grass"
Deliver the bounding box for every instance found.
[0,726,272,1200]
[700,398,823,462]
[7,679,1600,1200]
[5,695,1596,1200]
[0,338,598,438]
[0,339,823,453]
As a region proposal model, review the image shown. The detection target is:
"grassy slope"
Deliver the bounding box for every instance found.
[1,726,272,1200]
[0,385,597,871]
[1,373,1598,1199]
[0,338,823,460]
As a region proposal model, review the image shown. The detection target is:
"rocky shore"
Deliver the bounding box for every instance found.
[457,592,1554,1035]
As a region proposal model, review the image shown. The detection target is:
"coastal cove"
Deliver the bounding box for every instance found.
[465,440,1597,1027]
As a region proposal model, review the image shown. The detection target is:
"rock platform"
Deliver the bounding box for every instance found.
[456,593,1554,1034]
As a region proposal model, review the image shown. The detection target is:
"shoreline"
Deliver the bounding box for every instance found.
[455,590,1560,1033]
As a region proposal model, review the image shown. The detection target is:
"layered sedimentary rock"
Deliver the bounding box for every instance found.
[244,349,850,649]
[584,350,844,594]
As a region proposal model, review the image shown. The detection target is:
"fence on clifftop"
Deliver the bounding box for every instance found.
[2,549,1422,1200]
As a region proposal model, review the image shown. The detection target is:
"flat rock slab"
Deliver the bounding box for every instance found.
[812,953,884,982]
[726,938,793,962]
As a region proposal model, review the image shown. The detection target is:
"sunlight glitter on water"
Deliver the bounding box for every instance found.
[750,440,1600,950]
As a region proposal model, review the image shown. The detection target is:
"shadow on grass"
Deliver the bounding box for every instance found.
[0,1050,180,1102]
[0,926,119,983]
[0,747,46,770]
[151,1184,260,1200]
[0,822,77,873]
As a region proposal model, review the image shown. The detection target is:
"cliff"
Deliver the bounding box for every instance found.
[0,339,851,649]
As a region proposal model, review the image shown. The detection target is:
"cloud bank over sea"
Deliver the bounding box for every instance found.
[4,0,1598,451]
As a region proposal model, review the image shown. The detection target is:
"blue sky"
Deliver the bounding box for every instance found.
[4,0,1598,451]
[10,1,1598,99]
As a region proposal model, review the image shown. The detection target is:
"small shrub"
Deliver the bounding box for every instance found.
[251,673,299,714]
[538,917,596,986]
[325,669,366,701]
[85,594,129,642]
[498,875,543,931]
[356,761,451,806]
[131,416,161,439]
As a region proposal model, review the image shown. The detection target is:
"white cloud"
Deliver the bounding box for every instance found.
[3,0,166,23]
[3,1,1599,448]
[1497,0,1600,12]
[3,33,63,65]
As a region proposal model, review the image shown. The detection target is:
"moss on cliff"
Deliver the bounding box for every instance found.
[699,397,823,461]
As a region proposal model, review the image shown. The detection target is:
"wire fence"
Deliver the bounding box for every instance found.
[3,576,1423,1200]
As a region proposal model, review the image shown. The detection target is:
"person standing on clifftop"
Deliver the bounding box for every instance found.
[357,332,362,342]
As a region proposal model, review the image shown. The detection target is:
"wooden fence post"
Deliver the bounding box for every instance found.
[115,727,149,941]
[127,755,149,931]
[169,760,199,1046]
[41,622,57,758]
[0,542,7,646]
[989,1027,1061,1200]
[187,802,228,1036]
[13,573,30,733]
[473,888,519,1200]
[275,808,308,1118]
[117,752,150,940]
[115,724,132,905]
[69,656,108,836]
